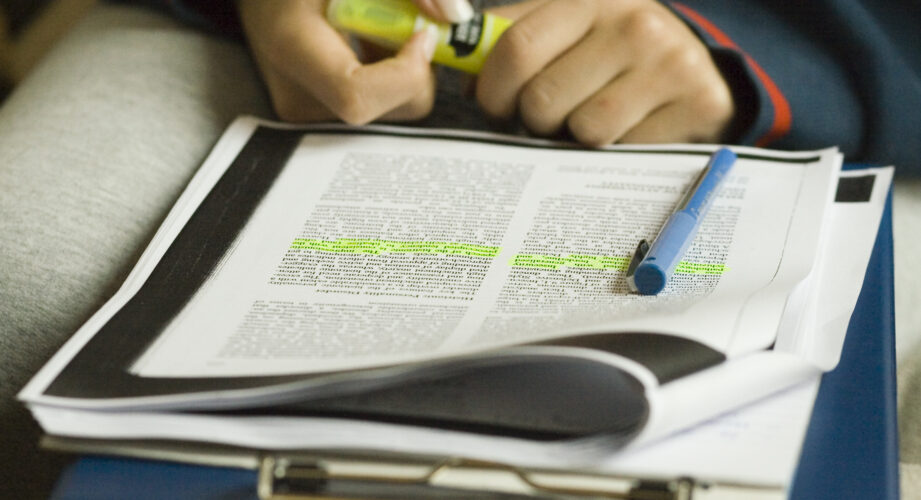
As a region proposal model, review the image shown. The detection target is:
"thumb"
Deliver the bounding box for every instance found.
[400,24,438,64]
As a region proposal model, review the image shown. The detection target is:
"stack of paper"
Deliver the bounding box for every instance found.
[19,117,892,497]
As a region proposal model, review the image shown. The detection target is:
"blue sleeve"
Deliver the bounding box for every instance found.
[668,0,921,173]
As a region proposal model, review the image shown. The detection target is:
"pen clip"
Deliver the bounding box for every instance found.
[625,239,650,293]
[676,162,711,211]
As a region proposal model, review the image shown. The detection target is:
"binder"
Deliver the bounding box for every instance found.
[788,184,899,499]
[46,171,899,500]
[46,450,752,499]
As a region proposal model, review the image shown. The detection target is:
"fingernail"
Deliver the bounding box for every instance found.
[434,0,475,23]
[421,25,438,62]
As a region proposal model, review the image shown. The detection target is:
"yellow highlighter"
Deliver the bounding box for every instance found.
[326,0,512,74]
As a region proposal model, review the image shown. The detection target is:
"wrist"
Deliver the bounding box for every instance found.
[665,1,790,147]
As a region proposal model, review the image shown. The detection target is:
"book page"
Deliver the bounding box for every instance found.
[130,123,838,377]
[602,378,820,487]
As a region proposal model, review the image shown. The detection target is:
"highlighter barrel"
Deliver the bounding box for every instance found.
[326,0,512,74]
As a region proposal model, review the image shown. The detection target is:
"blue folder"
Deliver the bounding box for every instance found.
[47,191,899,500]
[789,188,899,499]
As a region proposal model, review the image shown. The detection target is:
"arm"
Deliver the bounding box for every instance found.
[669,0,921,169]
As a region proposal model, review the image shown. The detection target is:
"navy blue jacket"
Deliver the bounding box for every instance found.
[670,0,921,174]
[119,0,921,173]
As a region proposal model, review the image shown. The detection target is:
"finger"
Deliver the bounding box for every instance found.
[618,103,707,144]
[517,29,631,136]
[265,58,438,124]
[566,67,678,146]
[351,29,440,123]
[293,25,438,124]
[486,0,552,20]
[413,0,474,23]
[378,66,440,122]
[259,60,334,122]
[477,0,596,119]
[619,90,734,144]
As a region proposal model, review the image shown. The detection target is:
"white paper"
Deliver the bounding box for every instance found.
[124,119,839,378]
[19,118,892,491]
[605,378,821,487]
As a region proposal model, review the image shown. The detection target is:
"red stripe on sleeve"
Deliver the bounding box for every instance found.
[672,3,792,147]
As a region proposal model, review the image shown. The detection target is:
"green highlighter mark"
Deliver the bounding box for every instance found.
[289,240,727,276]
[510,253,727,276]
[674,262,728,275]
[510,254,629,270]
[290,238,501,258]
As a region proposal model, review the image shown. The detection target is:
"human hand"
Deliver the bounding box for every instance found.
[238,0,473,125]
[477,0,735,146]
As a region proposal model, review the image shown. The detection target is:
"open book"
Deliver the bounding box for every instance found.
[20,117,891,486]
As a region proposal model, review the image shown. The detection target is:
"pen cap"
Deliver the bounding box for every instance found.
[633,211,698,295]
[326,0,512,74]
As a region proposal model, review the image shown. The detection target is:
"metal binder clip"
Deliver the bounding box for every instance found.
[257,453,698,500]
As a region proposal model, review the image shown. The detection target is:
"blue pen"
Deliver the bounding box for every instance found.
[626,147,737,295]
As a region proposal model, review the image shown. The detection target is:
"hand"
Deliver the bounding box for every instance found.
[477,0,735,146]
[238,0,471,125]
